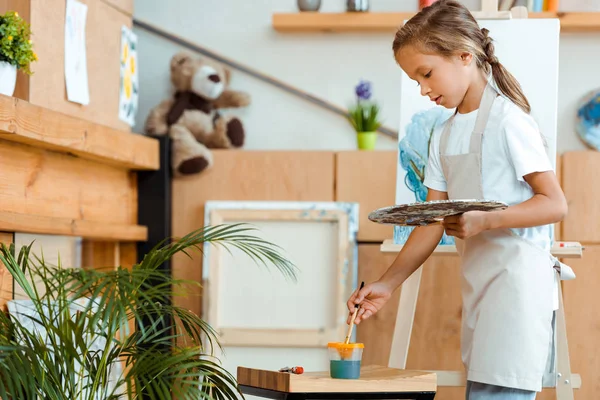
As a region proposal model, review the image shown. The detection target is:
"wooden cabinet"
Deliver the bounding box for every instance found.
[561,151,600,243]
[335,151,396,242]
[563,245,600,399]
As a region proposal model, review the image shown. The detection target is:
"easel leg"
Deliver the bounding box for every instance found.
[388,266,423,369]
[555,281,574,400]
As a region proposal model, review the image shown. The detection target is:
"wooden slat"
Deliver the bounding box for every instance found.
[28,0,133,132]
[0,95,158,170]
[172,150,335,318]
[81,241,120,270]
[0,232,13,311]
[0,211,146,241]
[336,151,396,242]
[563,245,600,400]
[562,151,600,243]
[272,11,600,33]
[0,139,139,225]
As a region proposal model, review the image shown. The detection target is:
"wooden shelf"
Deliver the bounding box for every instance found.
[380,239,583,258]
[0,211,147,241]
[272,12,600,33]
[0,95,159,171]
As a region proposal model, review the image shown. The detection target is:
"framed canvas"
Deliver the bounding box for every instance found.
[202,201,359,348]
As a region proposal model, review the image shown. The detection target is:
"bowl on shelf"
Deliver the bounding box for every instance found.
[297,0,322,12]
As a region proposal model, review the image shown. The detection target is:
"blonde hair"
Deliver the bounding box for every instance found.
[392,0,531,114]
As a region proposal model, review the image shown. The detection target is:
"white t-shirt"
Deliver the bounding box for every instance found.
[423,95,554,250]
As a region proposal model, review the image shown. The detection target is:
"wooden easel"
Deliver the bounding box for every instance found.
[383,5,580,399]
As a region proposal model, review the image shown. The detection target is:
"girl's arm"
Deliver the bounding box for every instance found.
[443,170,567,239]
[347,187,447,324]
[379,188,448,289]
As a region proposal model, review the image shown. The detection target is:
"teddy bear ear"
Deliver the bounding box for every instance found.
[170,52,192,70]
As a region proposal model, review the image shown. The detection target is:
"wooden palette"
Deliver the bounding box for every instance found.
[368,199,508,226]
[237,365,436,393]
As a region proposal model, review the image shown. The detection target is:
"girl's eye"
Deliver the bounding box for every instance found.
[424,71,432,78]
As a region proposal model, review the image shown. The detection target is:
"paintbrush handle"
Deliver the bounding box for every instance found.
[344,307,359,344]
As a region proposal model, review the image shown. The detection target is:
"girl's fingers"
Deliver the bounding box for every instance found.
[347,289,359,313]
[445,228,459,237]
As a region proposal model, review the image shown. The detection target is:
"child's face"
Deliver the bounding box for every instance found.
[396,45,473,110]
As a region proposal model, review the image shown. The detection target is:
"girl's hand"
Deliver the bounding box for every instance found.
[442,211,490,239]
[346,281,394,325]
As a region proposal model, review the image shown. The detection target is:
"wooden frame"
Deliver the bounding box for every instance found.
[202,201,358,347]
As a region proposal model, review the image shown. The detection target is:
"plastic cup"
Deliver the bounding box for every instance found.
[327,342,364,379]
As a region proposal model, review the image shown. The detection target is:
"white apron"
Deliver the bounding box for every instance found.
[439,83,574,392]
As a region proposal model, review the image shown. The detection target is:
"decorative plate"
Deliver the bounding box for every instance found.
[368,199,508,226]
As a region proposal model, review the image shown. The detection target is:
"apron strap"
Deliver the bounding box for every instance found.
[439,82,498,158]
[439,115,453,157]
[469,83,498,154]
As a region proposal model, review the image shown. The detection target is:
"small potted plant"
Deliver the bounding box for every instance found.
[347,80,382,150]
[0,10,37,96]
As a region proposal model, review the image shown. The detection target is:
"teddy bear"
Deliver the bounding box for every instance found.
[144,51,250,176]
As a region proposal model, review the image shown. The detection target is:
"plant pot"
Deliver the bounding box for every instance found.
[0,61,17,96]
[357,132,377,150]
[297,0,322,11]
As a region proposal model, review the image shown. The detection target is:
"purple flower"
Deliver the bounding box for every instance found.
[355,80,372,100]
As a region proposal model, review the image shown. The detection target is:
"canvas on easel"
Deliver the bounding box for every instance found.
[394,14,560,246]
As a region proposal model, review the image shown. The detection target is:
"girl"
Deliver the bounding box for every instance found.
[347,1,569,399]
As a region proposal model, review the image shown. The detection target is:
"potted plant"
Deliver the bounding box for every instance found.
[0,10,37,96]
[0,223,297,399]
[347,80,382,150]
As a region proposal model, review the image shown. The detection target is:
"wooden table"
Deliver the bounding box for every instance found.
[237,365,437,399]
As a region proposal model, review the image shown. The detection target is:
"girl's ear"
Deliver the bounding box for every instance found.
[459,52,473,65]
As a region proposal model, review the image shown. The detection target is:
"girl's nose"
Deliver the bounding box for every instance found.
[420,85,431,97]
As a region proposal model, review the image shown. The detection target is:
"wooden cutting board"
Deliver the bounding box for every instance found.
[237,365,436,393]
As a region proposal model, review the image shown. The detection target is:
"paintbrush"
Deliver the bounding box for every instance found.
[344,281,364,345]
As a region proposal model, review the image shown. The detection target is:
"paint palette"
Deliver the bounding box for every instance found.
[368,199,508,226]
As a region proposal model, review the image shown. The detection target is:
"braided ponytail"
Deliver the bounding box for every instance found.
[481,28,531,114]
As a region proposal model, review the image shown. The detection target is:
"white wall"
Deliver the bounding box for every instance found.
[133,0,600,153]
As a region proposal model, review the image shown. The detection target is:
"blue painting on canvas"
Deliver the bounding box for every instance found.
[394,107,455,245]
[576,89,600,151]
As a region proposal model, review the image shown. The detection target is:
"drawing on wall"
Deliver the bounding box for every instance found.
[64,0,89,105]
[395,107,454,245]
[575,88,600,151]
[118,25,138,126]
